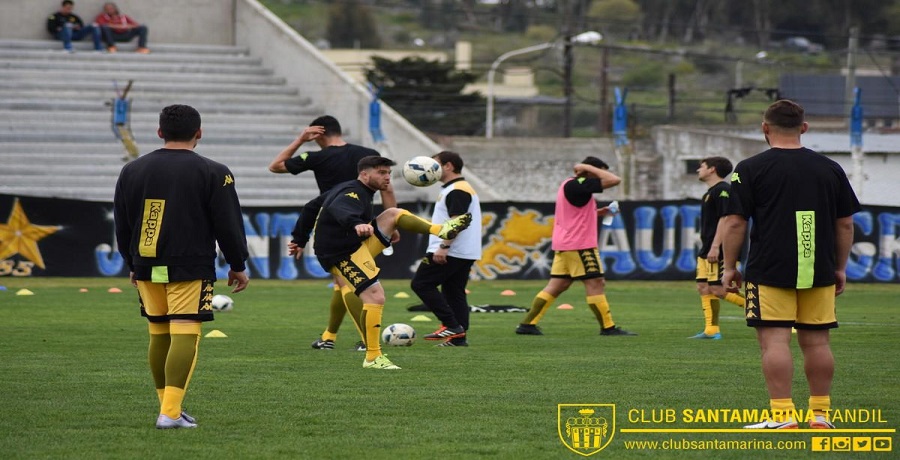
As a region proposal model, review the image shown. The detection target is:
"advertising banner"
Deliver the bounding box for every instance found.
[1,194,897,283]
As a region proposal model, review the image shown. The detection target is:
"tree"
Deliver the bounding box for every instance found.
[365,56,485,136]
[326,0,381,48]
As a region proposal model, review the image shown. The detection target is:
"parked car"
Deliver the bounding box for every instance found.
[783,36,825,54]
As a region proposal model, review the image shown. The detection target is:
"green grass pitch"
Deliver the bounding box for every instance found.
[1,278,897,459]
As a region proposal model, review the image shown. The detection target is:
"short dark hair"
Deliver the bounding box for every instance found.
[310,115,342,136]
[358,155,395,172]
[581,156,609,170]
[764,99,805,129]
[158,105,201,142]
[433,151,463,174]
[62,0,74,6]
[701,156,733,178]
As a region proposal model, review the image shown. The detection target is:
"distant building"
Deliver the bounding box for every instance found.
[781,74,900,128]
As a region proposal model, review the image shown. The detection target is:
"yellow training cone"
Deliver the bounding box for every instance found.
[16,289,34,296]
[410,315,432,322]
[393,292,410,299]
[79,288,89,293]
[205,330,228,338]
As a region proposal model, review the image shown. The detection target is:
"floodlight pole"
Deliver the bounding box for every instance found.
[486,42,554,139]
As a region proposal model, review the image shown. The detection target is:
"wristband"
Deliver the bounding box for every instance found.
[439,243,451,249]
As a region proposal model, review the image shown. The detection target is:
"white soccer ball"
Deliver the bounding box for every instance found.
[402,156,441,187]
[382,323,416,346]
[211,294,234,312]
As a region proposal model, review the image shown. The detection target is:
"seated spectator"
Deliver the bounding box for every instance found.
[46,0,102,53]
[94,2,150,54]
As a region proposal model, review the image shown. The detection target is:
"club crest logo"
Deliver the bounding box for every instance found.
[558,404,615,456]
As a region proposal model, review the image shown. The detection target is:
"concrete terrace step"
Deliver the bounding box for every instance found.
[0,142,350,158]
[0,49,262,66]
[0,110,311,126]
[0,98,314,116]
[0,38,336,205]
[0,58,273,75]
[0,130,298,145]
[0,89,308,107]
[0,120,306,137]
[0,79,300,96]
[0,39,250,56]
[0,68,285,86]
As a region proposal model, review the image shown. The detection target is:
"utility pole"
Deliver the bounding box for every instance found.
[846,26,864,198]
[563,33,573,138]
[845,27,858,116]
[667,73,676,121]
[561,2,573,138]
[598,47,609,133]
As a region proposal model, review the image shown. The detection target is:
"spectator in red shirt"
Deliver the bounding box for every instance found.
[94,2,149,54]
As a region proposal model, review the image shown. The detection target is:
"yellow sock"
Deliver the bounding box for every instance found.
[324,286,346,337]
[725,292,745,307]
[161,387,187,420]
[147,322,170,404]
[710,298,720,333]
[394,209,437,235]
[520,291,555,325]
[770,398,796,422]
[161,322,200,419]
[587,294,615,329]
[809,395,831,418]
[340,285,366,341]
[362,303,384,362]
[701,295,719,335]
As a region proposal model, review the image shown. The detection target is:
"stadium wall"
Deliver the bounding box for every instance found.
[2,194,898,283]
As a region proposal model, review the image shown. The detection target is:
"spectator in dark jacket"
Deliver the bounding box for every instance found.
[47,0,102,53]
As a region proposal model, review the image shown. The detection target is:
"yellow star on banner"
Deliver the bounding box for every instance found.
[0,199,60,269]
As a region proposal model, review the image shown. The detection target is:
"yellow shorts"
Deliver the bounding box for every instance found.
[695,257,722,285]
[744,283,837,329]
[550,249,605,280]
[137,279,215,323]
[330,234,389,295]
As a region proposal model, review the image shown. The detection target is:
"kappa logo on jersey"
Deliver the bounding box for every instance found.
[731,172,741,183]
[223,175,234,186]
[299,152,309,161]
[719,190,729,198]
[345,192,360,200]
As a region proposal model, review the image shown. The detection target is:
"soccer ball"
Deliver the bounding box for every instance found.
[382,323,416,346]
[402,156,441,187]
[211,294,234,312]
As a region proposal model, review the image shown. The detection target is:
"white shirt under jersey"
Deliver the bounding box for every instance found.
[427,178,482,260]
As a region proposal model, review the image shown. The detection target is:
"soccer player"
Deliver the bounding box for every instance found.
[312,156,472,369]
[114,104,250,429]
[721,100,860,429]
[269,115,397,352]
[691,156,745,340]
[412,151,482,347]
[515,157,636,337]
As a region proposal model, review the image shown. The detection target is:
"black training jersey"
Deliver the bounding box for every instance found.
[114,149,249,281]
[312,179,377,269]
[562,176,603,207]
[726,147,861,288]
[283,144,380,194]
[698,181,731,258]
